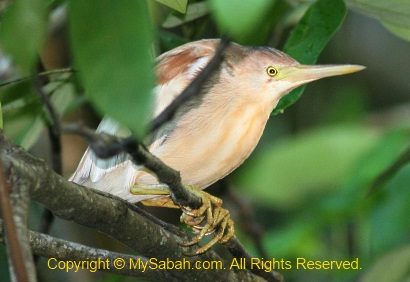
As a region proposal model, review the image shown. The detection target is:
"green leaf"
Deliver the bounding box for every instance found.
[369,145,410,193]
[162,2,209,28]
[383,22,410,41]
[346,0,410,41]
[233,125,378,209]
[342,127,410,196]
[319,126,410,219]
[1,81,41,147]
[1,76,77,148]
[68,0,154,136]
[0,0,47,74]
[369,164,410,255]
[156,0,188,14]
[273,0,347,114]
[264,220,322,258]
[360,244,410,282]
[347,0,410,40]
[209,0,274,42]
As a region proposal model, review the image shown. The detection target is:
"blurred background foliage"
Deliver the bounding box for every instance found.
[0,0,409,281]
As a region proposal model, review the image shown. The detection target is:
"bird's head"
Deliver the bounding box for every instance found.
[224,44,365,110]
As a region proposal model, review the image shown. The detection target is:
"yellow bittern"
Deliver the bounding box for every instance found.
[70,39,364,255]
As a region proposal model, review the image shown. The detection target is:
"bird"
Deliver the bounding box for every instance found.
[69,39,365,255]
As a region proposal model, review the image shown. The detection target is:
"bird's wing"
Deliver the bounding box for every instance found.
[69,39,218,186]
[69,118,133,184]
[152,39,217,117]
[149,40,217,152]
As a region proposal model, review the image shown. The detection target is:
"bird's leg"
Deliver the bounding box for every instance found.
[178,185,235,256]
[130,184,235,255]
[130,183,171,196]
[131,183,180,208]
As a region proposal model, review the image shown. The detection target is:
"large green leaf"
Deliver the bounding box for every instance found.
[273,0,347,114]
[313,126,410,217]
[347,0,410,41]
[233,125,378,209]
[336,127,410,255]
[68,1,154,136]
[0,0,47,74]
[209,0,274,42]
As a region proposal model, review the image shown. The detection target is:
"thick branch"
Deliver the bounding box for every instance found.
[0,131,265,282]
[0,219,173,281]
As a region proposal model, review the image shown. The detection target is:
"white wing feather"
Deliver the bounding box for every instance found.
[68,118,133,184]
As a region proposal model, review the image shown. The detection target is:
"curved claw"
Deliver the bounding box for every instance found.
[177,185,235,255]
[180,213,205,227]
[180,205,195,216]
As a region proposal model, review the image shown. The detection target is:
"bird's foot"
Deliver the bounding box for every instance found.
[132,183,235,255]
[178,185,235,256]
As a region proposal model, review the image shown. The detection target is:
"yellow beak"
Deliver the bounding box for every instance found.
[282,64,366,84]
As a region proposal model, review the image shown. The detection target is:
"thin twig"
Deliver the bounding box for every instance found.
[33,74,61,141]
[148,37,231,133]
[33,62,63,175]
[0,68,75,88]
[0,156,30,282]
[32,63,63,261]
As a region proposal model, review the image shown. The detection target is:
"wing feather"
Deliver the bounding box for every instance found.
[69,118,133,183]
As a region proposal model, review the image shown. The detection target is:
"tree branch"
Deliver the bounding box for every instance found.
[0,218,175,281]
[0,130,267,282]
[0,151,33,282]
[0,68,75,88]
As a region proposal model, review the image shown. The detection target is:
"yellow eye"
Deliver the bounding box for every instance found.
[267,66,278,77]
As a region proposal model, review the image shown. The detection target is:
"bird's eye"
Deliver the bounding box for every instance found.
[266,66,278,77]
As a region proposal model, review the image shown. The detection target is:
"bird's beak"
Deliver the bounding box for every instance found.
[281,64,366,85]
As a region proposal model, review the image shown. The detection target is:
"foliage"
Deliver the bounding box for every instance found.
[0,0,47,75]
[273,0,347,113]
[68,0,154,136]
[0,0,409,281]
[346,0,410,41]
[156,0,188,14]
